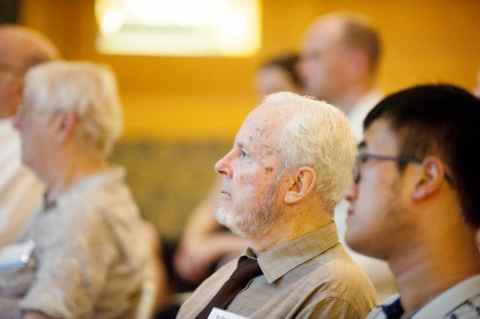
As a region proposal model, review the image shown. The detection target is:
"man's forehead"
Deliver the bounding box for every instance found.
[364,119,399,154]
[304,19,345,48]
[235,107,281,148]
[237,112,274,141]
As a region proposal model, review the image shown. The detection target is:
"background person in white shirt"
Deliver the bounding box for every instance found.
[346,84,480,319]
[299,13,382,139]
[473,69,480,98]
[299,13,396,301]
[0,25,59,247]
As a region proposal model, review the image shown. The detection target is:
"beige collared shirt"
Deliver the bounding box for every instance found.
[0,167,155,319]
[177,223,377,319]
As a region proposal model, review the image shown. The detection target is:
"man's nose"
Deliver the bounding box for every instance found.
[214,150,234,178]
[344,181,358,204]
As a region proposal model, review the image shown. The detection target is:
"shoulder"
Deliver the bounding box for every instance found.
[60,173,138,231]
[297,245,378,316]
[304,244,375,290]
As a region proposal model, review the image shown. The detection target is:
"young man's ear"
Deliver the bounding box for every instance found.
[411,156,447,201]
[53,112,77,143]
[284,166,317,204]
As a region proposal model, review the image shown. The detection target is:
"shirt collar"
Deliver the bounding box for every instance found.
[348,89,383,118]
[347,89,383,141]
[375,275,480,319]
[412,274,480,318]
[245,222,339,284]
[44,167,126,211]
[379,296,404,319]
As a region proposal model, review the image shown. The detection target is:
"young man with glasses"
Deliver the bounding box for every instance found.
[345,84,480,318]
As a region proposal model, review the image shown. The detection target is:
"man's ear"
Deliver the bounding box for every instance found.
[1,77,23,118]
[52,112,77,144]
[346,50,369,80]
[11,78,23,115]
[411,156,446,201]
[284,166,317,204]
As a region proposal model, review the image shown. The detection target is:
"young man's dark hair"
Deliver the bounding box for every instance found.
[364,84,480,227]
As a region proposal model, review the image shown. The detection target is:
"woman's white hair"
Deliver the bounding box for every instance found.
[263,92,357,210]
[23,61,123,156]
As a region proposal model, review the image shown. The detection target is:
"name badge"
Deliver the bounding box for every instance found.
[208,308,249,319]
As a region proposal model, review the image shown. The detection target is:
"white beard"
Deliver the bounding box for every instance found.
[214,200,279,238]
[214,206,246,237]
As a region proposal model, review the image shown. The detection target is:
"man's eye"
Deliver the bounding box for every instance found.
[240,149,247,158]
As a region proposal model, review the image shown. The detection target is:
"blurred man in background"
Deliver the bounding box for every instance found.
[300,13,382,139]
[0,25,59,247]
[300,13,396,301]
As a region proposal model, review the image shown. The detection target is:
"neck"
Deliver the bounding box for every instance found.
[45,149,108,203]
[250,202,332,252]
[330,81,373,114]
[388,225,480,315]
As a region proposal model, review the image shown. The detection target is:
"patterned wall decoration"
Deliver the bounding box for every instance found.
[111,140,230,240]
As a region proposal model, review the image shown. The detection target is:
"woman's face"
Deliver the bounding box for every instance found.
[255,66,300,99]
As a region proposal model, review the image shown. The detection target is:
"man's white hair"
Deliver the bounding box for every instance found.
[263,92,357,210]
[23,61,123,156]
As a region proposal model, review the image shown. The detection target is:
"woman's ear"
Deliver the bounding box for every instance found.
[284,166,317,204]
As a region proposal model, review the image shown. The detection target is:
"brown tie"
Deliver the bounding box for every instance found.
[195,256,262,319]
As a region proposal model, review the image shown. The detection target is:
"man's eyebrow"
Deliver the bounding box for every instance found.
[235,141,244,149]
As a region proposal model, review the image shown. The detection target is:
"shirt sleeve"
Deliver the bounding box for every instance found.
[298,297,365,319]
[19,208,118,319]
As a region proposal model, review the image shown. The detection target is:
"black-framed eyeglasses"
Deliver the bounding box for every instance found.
[353,152,454,185]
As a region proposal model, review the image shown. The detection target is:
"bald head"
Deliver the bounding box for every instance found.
[0,25,59,74]
[0,25,59,117]
[308,14,381,73]
[300,14,381,104]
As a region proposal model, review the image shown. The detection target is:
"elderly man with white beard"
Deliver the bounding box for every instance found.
[177,92,377,319]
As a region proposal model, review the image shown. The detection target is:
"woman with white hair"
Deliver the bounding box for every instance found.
[0,61,157,319]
